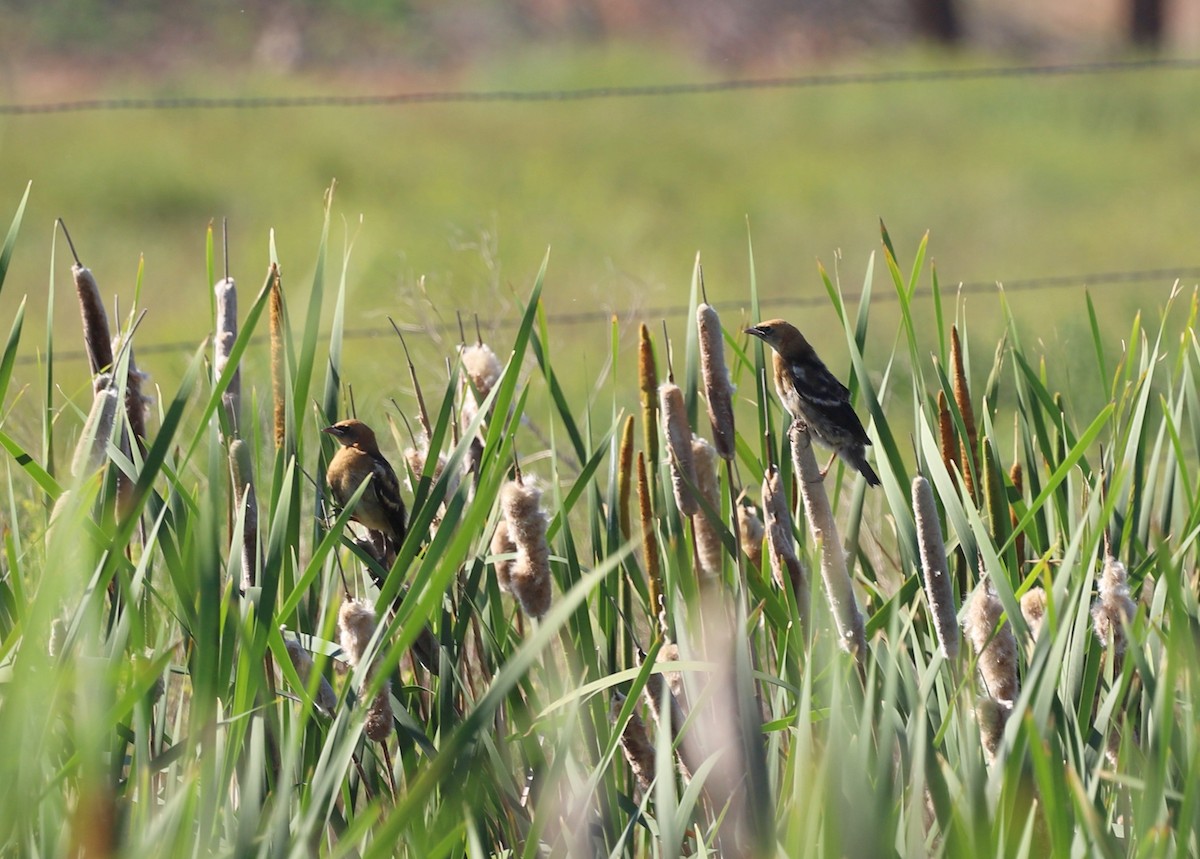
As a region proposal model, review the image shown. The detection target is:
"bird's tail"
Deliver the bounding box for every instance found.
[848,448,881,487]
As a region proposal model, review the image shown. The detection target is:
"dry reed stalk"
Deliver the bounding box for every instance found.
[500,478,553,620]
[697,303,735,459]
[912,475,960,660]
[1092,556,1136,669]
[762,464,810,630]
[790,422,864,659]
[229,439,259,591]
[636,454,663,627]
[283,635,338,713]
[963,579,1019,705]
[691,436,723,578]
[490,519,516,593]
[617,414,634,540]
[659,382,698,516]
[638,324,659,471]
[951,326,978,499]
[611,694,655,791]
[738,503,765,571]
[71,374,119,478]
[269,264,285,449]
[1020,587,1047,642]
[214,275,241,436]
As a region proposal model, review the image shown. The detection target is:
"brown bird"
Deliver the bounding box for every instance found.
[323,419,408,556]
[745,319,880,487]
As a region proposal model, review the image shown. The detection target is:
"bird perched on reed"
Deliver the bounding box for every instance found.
[745,319,880,487]
[324,419,408,565]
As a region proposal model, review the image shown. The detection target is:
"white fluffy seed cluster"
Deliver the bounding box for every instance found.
[963,579,1019,706]
[500,479,553,619]
[738,504,765,571]
[691,437,723,578]
[491,518,517,593]
[1092,556,1137,658]
[1020,588,1048,641]
[336,599,393,740]
[461,342,503,400]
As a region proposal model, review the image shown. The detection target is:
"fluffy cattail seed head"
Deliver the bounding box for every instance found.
[913,475,959,660]
[697,304,735,459]
[491,519,517,593]
[738,503,764,571]
[659,382,698,516]
[283,636,338,713]
[611,694,655,791]
[460,342,503,403]
[964,580,1019,705]
[71,375,119,478]
[1020,587,1047,641]
[1092,556,1136,659]
[762,464,810,628]
[975,696,1011,764]
[365,689,394,741]
[338,599,378,668]
[501,479,553,619]
[73,263,115,377]
[214,276,241,434]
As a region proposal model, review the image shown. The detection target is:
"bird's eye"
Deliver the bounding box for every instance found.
[761,325,773,335]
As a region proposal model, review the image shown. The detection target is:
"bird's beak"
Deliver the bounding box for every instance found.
[744,325,765,340]
[321,425,339,436]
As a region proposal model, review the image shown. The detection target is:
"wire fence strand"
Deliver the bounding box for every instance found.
[3,57,1199,116]
[16,264,1200,366]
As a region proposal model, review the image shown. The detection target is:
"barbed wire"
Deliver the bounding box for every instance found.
[15,264,1200,366]
[3,57,1199,116]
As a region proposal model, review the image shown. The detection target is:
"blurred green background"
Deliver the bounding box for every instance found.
[2,0,1199,443]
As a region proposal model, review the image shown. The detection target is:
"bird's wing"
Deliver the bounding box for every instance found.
[790,359,850,406]
[370,457,408,538]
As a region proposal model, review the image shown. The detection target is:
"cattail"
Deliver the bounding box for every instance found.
[269,264,286,449]
[963,579,1019,705]
[738,503,765,571]
[111,333,150,451]
[214,275,241,436]
[491,519,516,593]
[913,475,959,660]
[637,453,663,628]
[283,635,338,713]
[461,341,503,403]
[1010,459,1025,567]
[697,304,735,459]
[1020,587,1047,642]
[638,324,659,472]
[229,439,259,591]
[404,435,459,513]
[656,641,685,700]
[691,436,723,577]
[611,694,655,791]
[72,261,115,377]
[48,618,67,658]
[501,478,553,620]
[640,651,691,779]
[937,389,959,482]
[338,599,392,740]
[338,599,377,668]
[982,437,1007,548]
[763,464,810,629]
[617,415,635,539]
[660,382,698,516]
[951,326,978,499]
[1092,556,1136,663]
[975,696,1011,764]
[71,374,119,477]
[791,423,864,658]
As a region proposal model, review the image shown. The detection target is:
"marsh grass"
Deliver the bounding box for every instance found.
[1,183,1199,857]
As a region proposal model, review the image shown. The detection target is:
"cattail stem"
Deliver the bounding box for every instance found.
[790,422,865,661]
[912,475,959,660]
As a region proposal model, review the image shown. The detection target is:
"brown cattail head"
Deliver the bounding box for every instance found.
[490,518,517,593]
[697,304,736,460]
[364,689,394,741]
[1020,587,1048,641]
[214,276,241,436]
[937,389,959,481]
[638,324,659,471]
[501,479,553,620]
[637,453,663,629]
[338,599,378,668]
[73,263,115,377]
[1010,458,1025,564]
[762,464,810,629]
[659,382,698,516]
[1092,556,1136,660]
[963,578,1019,705]
[617,414,635,540]
[975,696,1011,764]
[691,436,723,577]
[283,635,338,713]
[71,374,119,478]
[229,439,259,591]
[738,503,765,571]
[951,326,978,498]
[913,475,960,660]
[269,264,286,449]
[111,333,151,451]
[611,694,655,791]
